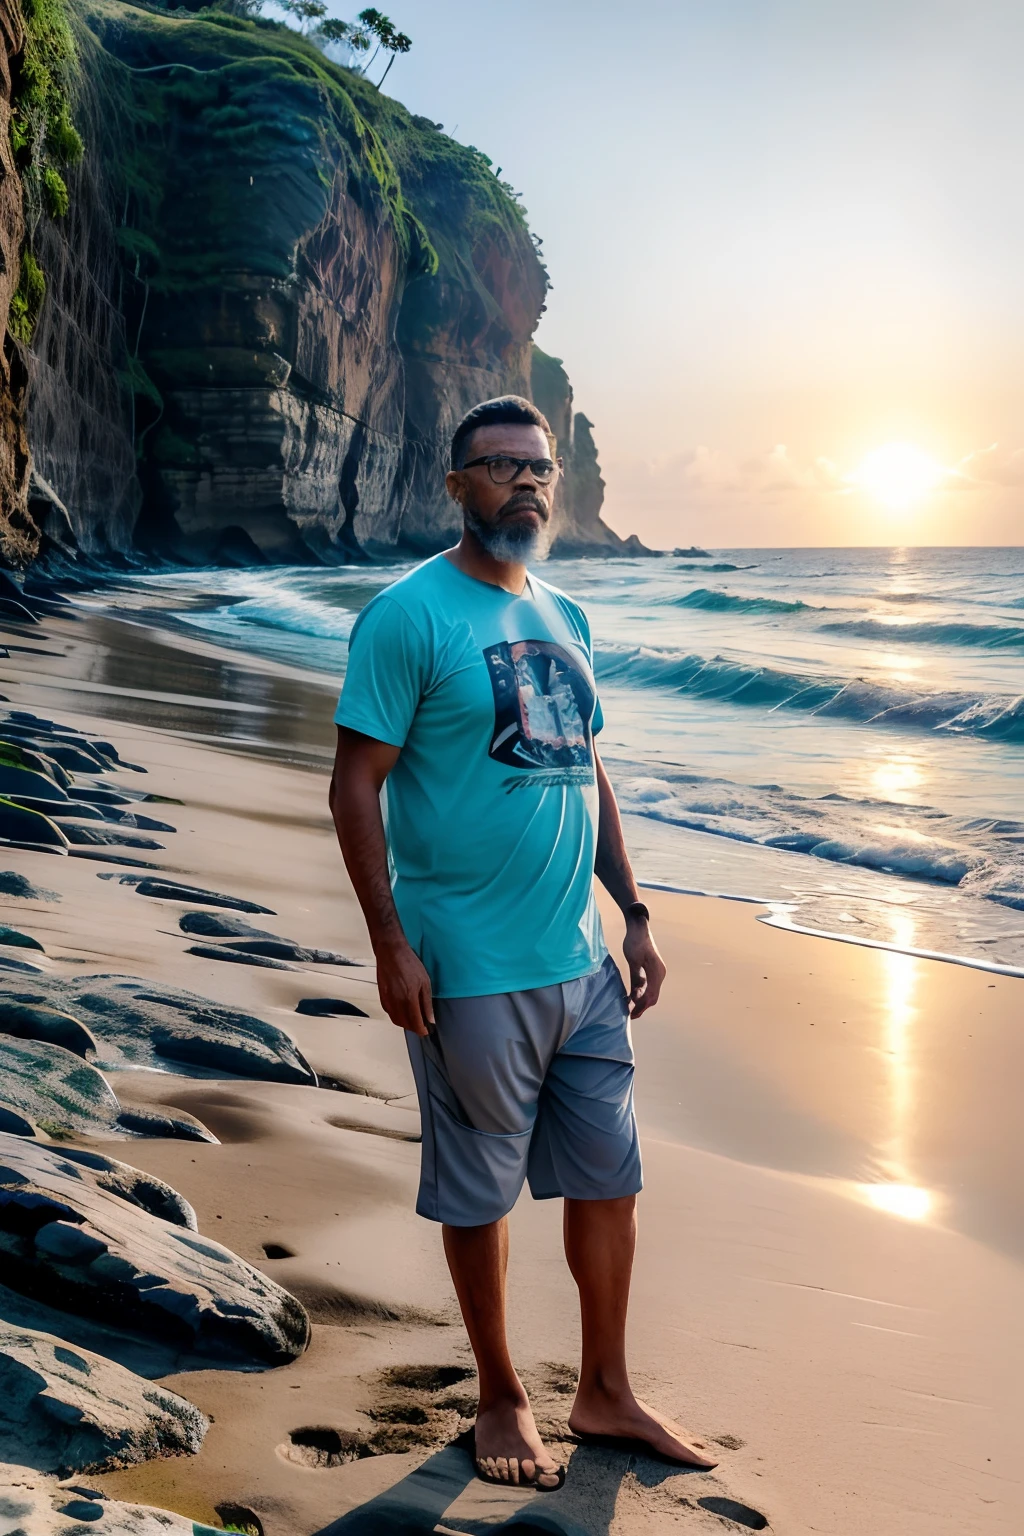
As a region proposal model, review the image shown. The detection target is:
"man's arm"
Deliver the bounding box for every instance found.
[329,726,434,1036]
[594,750,666,1018]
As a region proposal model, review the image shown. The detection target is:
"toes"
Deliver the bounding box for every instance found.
[537,1467,564,1489]
[508,1456,520,1485]
[495,1455,510,1482]
[477,1457,499,1482]
[520,1458,535,1482]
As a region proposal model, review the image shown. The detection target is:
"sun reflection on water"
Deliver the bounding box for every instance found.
[857,911,936,1223]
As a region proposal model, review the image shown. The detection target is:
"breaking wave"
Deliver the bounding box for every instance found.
[665,587,815,615]
[820,617,1024,650]
[595,645,1024,742]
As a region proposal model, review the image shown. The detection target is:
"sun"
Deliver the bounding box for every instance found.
[854,442,945,511]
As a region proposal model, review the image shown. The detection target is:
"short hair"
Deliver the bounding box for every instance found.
[450,395,555,470]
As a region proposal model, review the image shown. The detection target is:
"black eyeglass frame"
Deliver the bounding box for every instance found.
[460,454,562,485]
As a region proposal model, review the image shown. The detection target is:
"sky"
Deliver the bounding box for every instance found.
[329,0,1024,548]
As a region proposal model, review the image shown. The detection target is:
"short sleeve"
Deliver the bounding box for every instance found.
[334,597,429,748]
[561,594,604,737]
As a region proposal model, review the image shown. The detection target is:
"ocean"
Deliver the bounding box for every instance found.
[115,546,1024,975]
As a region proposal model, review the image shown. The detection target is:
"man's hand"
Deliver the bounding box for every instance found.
[623,919,666,1018]
[374,936,435,1037]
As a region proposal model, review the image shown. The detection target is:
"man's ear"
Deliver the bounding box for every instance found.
[445,469,464,505]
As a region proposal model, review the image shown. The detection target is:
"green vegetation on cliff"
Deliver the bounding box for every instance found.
[8,0,84,339]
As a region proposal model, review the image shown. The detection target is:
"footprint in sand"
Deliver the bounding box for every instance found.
[277,1364,477,1468]
[696,1495,769,1529]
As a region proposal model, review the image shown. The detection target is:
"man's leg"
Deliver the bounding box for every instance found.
[443,1217,563,1487]
[563,1195,718,1468]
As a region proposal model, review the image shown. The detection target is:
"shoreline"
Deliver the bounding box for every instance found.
[0,600,1019,1534]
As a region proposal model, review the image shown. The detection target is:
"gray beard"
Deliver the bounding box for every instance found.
[464,507,551,565]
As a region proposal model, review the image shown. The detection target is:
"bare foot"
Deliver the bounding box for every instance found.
[473,1391,565,1490]
[569,1389,718,1470]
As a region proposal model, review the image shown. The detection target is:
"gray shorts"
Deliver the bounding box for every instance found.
[406,954,643,1226]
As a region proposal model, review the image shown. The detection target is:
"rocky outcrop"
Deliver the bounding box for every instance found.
[0,1135,311,1365]
[0,972,318,1082]
[0,1479,222,1534]
[0,1035,216,1141]
[0,1322,208,1476]
[0,0,635,566]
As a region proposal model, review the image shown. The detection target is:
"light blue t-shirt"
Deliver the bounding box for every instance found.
[335,554,608,998]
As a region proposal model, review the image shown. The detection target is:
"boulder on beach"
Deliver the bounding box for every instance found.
[49,1148,198,1230]
[186,943,296,972]
[295,998,369,1018]
[0,1480,223,1533]
[223,939,359,966]
[57,825,166,851]
[178,911,276,940]
[0,871,60,901]
[0,1002,98,1057]
[0,1323,208,1476]
[0,798,70,853]
[0,1137,311,1365]
[0,925,44,951]
[0,1036,216,1142]
[0,764,70,805]
[0,973,316,1084]
[119,876,275,913]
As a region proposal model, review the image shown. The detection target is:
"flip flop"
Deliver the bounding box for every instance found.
[467,1428,566,1491]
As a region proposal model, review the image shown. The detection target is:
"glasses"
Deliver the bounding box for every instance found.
[461,454,560,485]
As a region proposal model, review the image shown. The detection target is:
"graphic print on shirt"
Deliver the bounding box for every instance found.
[483,639,596,781]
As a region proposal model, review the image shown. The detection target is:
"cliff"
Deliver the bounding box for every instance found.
[0,0,635,566]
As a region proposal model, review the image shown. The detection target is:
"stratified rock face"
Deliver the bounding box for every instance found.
[0,1135,311,1364]
[0,1478,220,1533]
[0,1322,208,1476]
[3,0,629,564]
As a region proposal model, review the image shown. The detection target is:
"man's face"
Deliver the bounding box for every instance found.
[446,424,559,554]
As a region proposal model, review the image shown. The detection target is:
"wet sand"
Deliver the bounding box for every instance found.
[0,598,1020,1535]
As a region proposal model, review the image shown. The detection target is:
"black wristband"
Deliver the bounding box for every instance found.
[624,901,650,923]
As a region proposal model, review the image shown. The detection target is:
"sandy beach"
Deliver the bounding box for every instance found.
[0,595,1020,1536]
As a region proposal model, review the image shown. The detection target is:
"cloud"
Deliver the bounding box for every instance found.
[605,443,846,511]
[948,443,1024,489]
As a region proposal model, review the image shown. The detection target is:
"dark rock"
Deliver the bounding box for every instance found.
[0,953,45,973]
[67,787,132,807]
[0,925,44,951]
[0,597,39,623]
[32,741,109,774]
[0,1036,121,1136]
[0,972,316,1085]
[0,871,60,901]
[1,1483,217,1532]
[186,944,296,972]
[52,1149,197,1230]
[674,546,711,557]
[132,878,274,914]
[115,1105,215,1143]
[178,912,276,940]
[0,1137,311,1365]
[0,764,70,805]
[0,1036,212,1142]
[0,1322,208,1475]
[69,850,160,869]
[222,939,359,966]
[0,737,71,785]
[0,797,71,852]
[295,998,369,1019]
[57,824,165,851]
[0,1000,99,1057]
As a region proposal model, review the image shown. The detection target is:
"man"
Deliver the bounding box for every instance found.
[329,396,717,1490]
